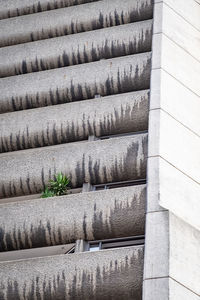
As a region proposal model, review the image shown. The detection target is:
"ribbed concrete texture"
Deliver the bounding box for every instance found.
[0,185,146,251]
[0,134,147,198]
[0,20,152,77]
[0,0,153,47]
[0,0,97,20]
[0,90,149,152]
[0,246,144,300]
[0,53,151,113]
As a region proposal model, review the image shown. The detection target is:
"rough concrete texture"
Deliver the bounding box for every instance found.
[0,185,146,251]
[0,133,147,198]
[0,0,153,47]
[0,246,144,300]
[0,53,151,113]
[0,188,82,204]
[0,90,149,152]
[0,20,152,77]
[0,0,96,20]
[0,243,75,262]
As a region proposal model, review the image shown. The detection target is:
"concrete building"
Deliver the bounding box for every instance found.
[0,0,199,299]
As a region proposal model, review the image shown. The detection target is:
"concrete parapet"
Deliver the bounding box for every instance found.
[0,90,149,152]
[0,53,151,113]
[0,0,96,20]
[0,246,144,300]
[0,243,75,261]
[0,21,152,77]
[0,0,153,47]
[0,185,145,251]
[0,134,148,198]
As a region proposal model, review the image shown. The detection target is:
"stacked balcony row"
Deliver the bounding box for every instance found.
[0,1,153,299]
[0,90,149,152]
[0,246,144,300]
[0,184,145,251]
[0,0,98,20]
[0,20,152,78]
[0,52,151,113]
[0,133,147,198]
[0,0,153,47]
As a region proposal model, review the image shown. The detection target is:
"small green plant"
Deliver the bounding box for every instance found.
[41,187,55,198]
[41,172,70,198]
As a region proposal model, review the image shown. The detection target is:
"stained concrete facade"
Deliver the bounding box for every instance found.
[0,0,153,47]
[0,246,144,300]
[0,0,153,299]
[0,134,147,198]
[0,0,199,299]
[0,185,146,251]
[0,21,152,77]
[0,53,151,113]
[0,90,149,151]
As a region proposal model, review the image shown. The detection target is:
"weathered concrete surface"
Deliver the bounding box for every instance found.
[0,188,82,204]
[0,134,147,198]
[0,185,145,251]
[0,246,144,300]
[0,90,149,152]
[0,243,75,261]
[0,0,153,47]
[0,0,96,20]
[0,21,152,77]
[0,53,151,113]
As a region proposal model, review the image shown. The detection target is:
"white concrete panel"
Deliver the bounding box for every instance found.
[159,158,200,231]
[146,1,200,299]
[143,211,169,279]
[169,278,200,300]
[154,2,200,62]
[151,33,162,70]
[144,278,199,300]
[146,155,200,230]
[149,69,161,109]
[143,277,169,300]
[149,109,200,183]
[154,0,200,32]
[152,34,200,96]
[159,110,200,183]
[169,213,200,296]
[150,69,200,136]
[146,157,166,212]
[153,2,163,34]
[148,109,160,156]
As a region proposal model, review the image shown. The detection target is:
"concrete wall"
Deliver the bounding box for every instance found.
[169,213,200,297]
[0,243,75,262]
[0,0,96,20]
[143,0,200,299]
[0,90,149,152]
[0,0,153,47]
[0,1,152,298]
[0,53,151,113]
[0,246,144,300]
[0,134,147,198]
[0,185,146,251]
[0,21,152,77]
